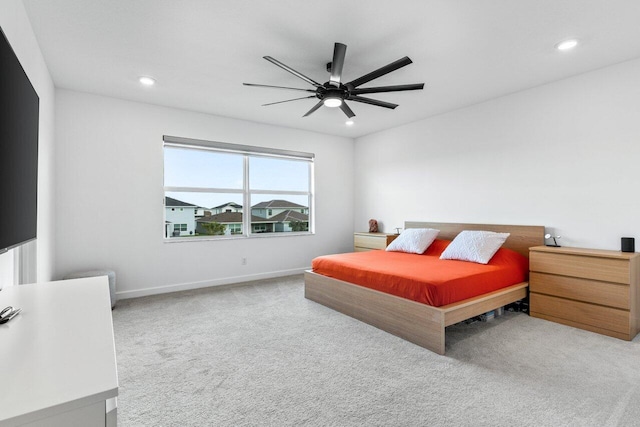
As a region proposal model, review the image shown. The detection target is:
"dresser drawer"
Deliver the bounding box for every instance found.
[530,251,630,284]
[530,272,630,309]
[354,234,385,250]
[354,233,397,251]
[530,293,630,334]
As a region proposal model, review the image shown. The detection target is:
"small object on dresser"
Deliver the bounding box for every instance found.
[544,233,561,247]
[0,306,21,324]
[621,237,635,253]
[368,219,378,233]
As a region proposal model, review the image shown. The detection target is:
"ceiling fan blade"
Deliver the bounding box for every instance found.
[243,83,316,93]
[303,100,324,117]
[346,56,413,88]
[329,42,347,87]
[348,95,398,109]
[262,96,316,106]
[340,101,355,118]
[350,83,424,95]
[263,56,322,88]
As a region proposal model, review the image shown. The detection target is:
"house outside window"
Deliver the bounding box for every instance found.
[163,135,314,240]
[165,196,199,237]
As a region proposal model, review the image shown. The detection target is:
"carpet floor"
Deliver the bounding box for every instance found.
[112,274,640,426]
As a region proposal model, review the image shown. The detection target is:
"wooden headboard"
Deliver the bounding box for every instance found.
[405,221,544,258]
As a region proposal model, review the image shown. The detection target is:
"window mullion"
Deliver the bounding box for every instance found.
[243,155,250,237]
[165,186,243,194]
[249,190,310,196]
[309,161,315,234]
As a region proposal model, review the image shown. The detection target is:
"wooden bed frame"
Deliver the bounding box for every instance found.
[304,221,544,355]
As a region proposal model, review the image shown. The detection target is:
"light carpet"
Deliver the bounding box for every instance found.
[112,274,640,426]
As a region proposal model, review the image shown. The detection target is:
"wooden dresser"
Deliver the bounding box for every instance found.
[529,245,640,340]
[354,232,398,252]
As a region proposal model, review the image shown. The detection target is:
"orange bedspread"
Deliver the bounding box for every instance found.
[311,239,529,307]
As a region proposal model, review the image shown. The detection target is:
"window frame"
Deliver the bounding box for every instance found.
[163,135,314,241]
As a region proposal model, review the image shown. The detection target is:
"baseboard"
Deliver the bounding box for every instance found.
[115,267,309,300]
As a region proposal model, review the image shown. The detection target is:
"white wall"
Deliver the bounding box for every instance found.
[0,0,56,286]
[354,57,640,251]
[55,90,354,298]
[0,251,13,290]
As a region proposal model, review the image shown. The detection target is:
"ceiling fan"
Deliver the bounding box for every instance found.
[243,42,425,118]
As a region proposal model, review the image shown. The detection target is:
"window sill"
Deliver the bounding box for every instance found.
[163,232,314,243]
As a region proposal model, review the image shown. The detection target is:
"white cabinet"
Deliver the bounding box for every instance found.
[0,277,118,426]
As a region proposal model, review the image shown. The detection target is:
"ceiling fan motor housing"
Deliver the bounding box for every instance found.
[317,83,347,101]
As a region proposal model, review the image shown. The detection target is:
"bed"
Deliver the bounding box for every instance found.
[304,221,544,355]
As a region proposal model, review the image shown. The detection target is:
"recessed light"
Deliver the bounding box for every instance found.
[556,39,578,51]
[139,76,156,86]
[345,120,354,126]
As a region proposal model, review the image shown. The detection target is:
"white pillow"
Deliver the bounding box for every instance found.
[439,230,510,264]
[385,228,439,254]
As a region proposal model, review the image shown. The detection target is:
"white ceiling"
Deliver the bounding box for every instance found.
[22,0,640,138]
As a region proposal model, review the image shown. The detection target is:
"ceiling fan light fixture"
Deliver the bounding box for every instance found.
[323,97,342,108]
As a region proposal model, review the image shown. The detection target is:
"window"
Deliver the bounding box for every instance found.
[253,224,268,233]
[163,135,314,240]
[173,224,187,232]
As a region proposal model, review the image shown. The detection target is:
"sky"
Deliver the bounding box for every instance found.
[164,146,310,209]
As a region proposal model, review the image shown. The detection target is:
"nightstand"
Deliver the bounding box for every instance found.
[529,245,640,340]
[354,232,399,252]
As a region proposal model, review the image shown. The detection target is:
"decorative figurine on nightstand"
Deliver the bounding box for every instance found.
[545,233,561,247]
[368,219,378,233]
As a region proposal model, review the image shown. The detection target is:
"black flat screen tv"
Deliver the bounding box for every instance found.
[0,26,39,253]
